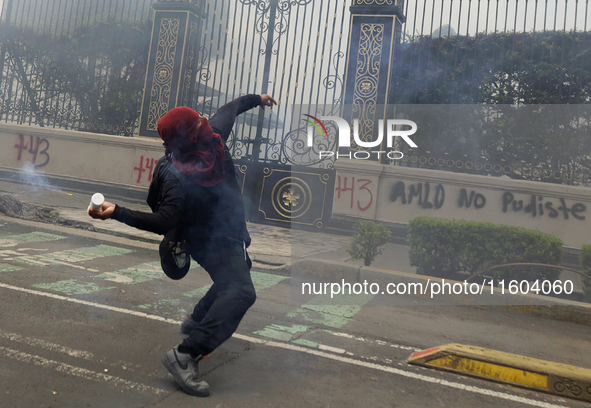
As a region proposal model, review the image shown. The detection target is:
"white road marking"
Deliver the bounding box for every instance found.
[232,333,570,408]
[12,255,99,272]
[0,250,32,257]
[318,344,347,354]
[0,330,94,359]
[0,330,139,371]
[0,239,17,247]
[329,331,422,351]
[101,272,134,283]
[0,346,166,395]
[0,282,570,408]
[0,248,48,255]
[0,282,177,323]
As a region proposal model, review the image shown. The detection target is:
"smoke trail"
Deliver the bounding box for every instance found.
[17,162,58,192]
[13,162,87,207]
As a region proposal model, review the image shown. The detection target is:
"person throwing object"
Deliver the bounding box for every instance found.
[88,94,277,397]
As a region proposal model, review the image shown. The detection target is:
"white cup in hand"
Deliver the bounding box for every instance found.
[89,193,105,212]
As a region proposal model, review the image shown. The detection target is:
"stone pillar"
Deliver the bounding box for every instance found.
[342,0,405,159]
[138,0,206,137]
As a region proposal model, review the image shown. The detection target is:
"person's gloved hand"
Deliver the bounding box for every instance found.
[88,201,116,220]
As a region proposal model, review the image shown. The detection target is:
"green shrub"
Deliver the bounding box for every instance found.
[580,245,591,296]
[347,220,392,267]
[408,216,563,281]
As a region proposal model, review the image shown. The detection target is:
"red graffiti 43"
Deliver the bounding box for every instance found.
[335,175,374,212]
[15,134,50,168]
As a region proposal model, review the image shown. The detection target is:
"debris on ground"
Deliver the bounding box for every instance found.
[0,194,96,231]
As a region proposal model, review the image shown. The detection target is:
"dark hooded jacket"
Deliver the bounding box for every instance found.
[110,94,262,249]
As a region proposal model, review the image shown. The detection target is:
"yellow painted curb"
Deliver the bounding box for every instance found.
[408,343,591,402]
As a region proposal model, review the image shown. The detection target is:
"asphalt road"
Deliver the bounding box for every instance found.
[1,217,590,408]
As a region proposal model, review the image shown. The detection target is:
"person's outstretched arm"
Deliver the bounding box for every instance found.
[87,178,184,236]
[209,94,277,143]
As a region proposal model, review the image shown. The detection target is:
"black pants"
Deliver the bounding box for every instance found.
[180,240,256,356]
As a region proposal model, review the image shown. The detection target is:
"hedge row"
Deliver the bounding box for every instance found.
[407,217,563,281]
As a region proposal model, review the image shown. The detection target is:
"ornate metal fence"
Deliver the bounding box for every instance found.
[0,0,350,163]
[189,0,350,227]
[0,0,153,136]
[192,0,350,169]
[401,0,590,37]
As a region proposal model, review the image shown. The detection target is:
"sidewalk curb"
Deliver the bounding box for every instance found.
[408,343,591,402]
[0,165,149,203]
[287,259,361,282]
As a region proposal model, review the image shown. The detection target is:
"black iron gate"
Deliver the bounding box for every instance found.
[0,0,348,228]
[192,0,349,228]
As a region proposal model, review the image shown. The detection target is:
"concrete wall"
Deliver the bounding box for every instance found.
[334,159,591,249]
[0,124,163,188]
[3,124,590,249]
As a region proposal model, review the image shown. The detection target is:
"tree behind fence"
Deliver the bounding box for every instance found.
[389,0,591,186]
[0,0,153,136]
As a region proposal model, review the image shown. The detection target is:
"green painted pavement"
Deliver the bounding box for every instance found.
[137,298,185,317]
[138,270,289,315]
[181,270,288,299]
[254,324,311,342]
[291,339,319,347]
[21,245,139,295]
[0,231,66,247]
[13,245,133,267]
[250,271,288,291]
[95,262,163,285]
[96,260,201,285]
[183,285,211,299]
[286,293,374,329]
[0,263,23,273]
[254,293,375,346]
[33,279,116,295]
